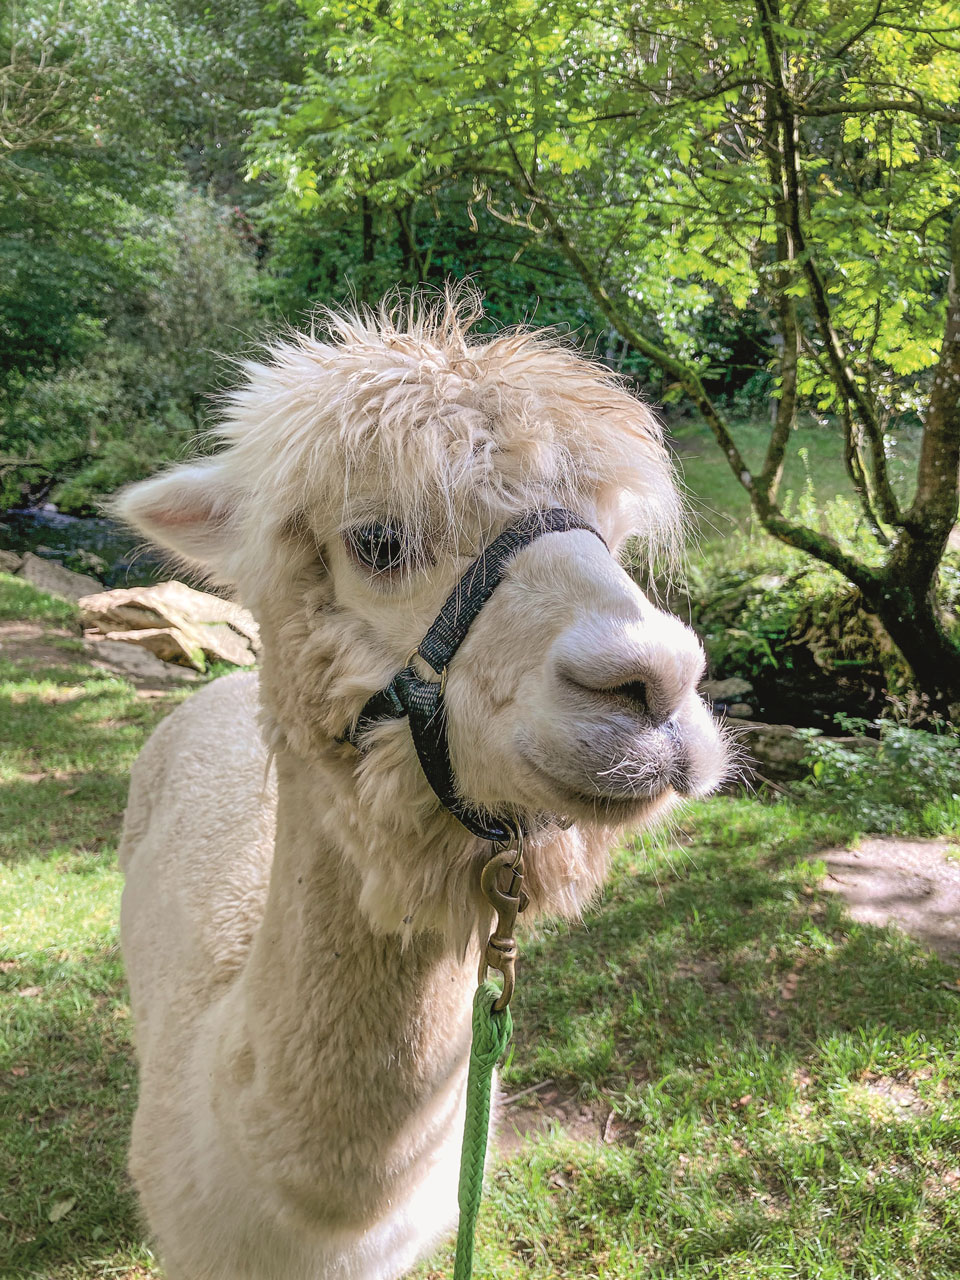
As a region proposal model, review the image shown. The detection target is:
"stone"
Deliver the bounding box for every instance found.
[730,719,881,784]
[0,549,23,574]
[144,580,259,649]
[724,702,753,718]
[728,720,809,782]
[101,627,208,670]
[700,676,754,702]
[84,637,200,684]
[72,549,109,575]
[18,551,102,601]
[79,597,170,632]
[193,621,256,668]
[79,580,258,668]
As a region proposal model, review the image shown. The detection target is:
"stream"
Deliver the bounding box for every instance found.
[0,505,167,588]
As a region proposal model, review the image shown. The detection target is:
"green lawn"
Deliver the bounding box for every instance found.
[2,574,959,1280]
[668,416,922,547]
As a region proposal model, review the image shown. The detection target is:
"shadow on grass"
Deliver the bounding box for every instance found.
[482,798,960,1276]
[5,788,960,1278]
[510,803,960,1090]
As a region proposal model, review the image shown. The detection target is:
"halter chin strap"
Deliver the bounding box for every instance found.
[340,508,607,841]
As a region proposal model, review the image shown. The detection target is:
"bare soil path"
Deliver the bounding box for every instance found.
[821,836,960,959]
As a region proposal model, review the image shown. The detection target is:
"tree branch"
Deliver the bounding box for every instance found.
[755,83,798,503]
[756,0,902,526]
[796,97,960,123]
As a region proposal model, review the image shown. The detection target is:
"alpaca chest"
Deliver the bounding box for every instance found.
[207,951,476,1230]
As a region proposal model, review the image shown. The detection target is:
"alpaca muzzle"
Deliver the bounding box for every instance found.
[339,508,607,841]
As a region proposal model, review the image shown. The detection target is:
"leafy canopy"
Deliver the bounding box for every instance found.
[251,0,960,418]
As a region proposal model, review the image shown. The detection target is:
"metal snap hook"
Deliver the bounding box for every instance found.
[479,830,528,1011]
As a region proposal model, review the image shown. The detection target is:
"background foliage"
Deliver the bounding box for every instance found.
[1,0,959,712]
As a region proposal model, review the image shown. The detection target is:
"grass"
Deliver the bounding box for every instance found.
[669,415,922,547]
[3,573,960,1279]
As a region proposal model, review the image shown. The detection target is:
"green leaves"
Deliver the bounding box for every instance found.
[249,0,959,421]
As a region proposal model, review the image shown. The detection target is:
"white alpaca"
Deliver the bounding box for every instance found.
[116,296,728,1280]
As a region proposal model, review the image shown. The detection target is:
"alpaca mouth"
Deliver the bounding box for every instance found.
[518,750,681,821]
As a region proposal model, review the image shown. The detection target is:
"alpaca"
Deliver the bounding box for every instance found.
[115,296,728,1280]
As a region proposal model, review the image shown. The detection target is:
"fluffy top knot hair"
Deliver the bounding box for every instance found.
[114,287,682,600]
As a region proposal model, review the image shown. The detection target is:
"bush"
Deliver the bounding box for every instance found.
[796,716,960,837]
[0,188,266,512]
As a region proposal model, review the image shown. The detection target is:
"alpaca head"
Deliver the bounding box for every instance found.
[116,293,728,937]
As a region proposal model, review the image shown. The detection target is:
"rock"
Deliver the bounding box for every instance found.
[18,551,102,601]
[725,702,754,718]
[84,637,200,684]
[79,596,170,632]
[700,676,754,702]
[193,620,257,668]
[0,549,23,574]
[729,720,810,782]
[144,581,259,649]
[730,719,880,784]
[100,627,207,670]
[72,549,109,575]
[79,580,258,668]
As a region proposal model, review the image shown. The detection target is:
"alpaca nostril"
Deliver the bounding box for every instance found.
[555,618,705,726]
[610,678,648,715]
[563,670,669,723]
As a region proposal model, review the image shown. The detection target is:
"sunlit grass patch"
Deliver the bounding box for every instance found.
[0,573,81,627]
[427,796,960,1279]
[670,416,922,546]
[0,852,152,1278]
[0,576,179,1277]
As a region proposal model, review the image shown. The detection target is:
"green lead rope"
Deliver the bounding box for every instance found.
[453,980,514,1280]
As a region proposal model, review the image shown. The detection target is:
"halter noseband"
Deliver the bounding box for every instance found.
[340,508,607,842]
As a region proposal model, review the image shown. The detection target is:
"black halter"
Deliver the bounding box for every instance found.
[341,508,607,841]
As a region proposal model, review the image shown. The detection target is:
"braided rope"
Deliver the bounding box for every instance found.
[452,981,514,1280]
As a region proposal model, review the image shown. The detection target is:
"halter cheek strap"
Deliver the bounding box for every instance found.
[340,508,607,842]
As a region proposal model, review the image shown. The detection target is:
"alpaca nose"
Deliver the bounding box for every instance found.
[563,663,684,726]
[596,676,652,718]
[554,615,705,725]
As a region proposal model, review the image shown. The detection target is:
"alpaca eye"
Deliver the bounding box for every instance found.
[347,523,413,574]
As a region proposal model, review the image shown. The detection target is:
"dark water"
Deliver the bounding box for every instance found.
[0,506,167,588]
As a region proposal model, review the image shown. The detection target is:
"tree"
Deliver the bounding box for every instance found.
[0,0,279,506]
[2,187,262,511]
[251,0,960,713]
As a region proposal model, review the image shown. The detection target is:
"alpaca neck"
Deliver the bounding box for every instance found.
[214,746,479,1228]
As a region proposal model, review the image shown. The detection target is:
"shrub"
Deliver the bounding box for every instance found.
[0,188,266,512]
[797,715,960,837]
[679,490,950,724]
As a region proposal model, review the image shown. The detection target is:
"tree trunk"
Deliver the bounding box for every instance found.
[516,154,960,719]
[861,579,960,713]
[396,204,426,284]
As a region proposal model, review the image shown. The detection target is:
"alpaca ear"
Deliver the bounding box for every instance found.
[112,461,242,576]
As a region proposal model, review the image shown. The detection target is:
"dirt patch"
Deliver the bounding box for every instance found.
[0,621,83,672]
[821,836,960,958]
[0,619,189,696]
[858,1075,929,1114]
[495,1082,611,1155]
